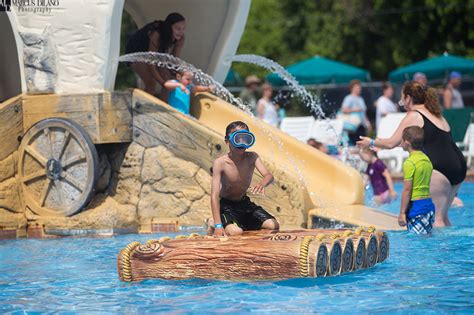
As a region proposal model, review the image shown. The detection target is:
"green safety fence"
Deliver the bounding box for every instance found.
[443,108,474,143]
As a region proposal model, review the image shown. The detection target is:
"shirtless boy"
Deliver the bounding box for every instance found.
[209,121,279,237]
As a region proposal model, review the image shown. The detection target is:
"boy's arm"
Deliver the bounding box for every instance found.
[382,169,397,199]
[164,80,186,91]
[251,154,274,194]
[398,180,412,227]
[210,159,225,237]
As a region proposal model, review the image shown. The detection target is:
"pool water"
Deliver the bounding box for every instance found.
[1,183,473,313]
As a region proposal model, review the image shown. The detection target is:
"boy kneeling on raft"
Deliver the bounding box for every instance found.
[398,126,435,235]
[208,121,279,237]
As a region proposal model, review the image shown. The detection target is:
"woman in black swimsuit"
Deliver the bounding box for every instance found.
[358,81,467,227]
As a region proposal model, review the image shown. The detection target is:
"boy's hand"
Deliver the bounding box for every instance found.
[179,83,187,92]
[398,214,406,227]
[213,227,226,238]
[250,184,265,195]
[208,85,216,92]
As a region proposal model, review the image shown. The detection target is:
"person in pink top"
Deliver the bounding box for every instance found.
[359,147,397,205]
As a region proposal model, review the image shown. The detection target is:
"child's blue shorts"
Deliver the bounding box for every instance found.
[407,210,435,235]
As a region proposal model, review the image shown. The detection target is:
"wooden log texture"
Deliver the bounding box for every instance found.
[117,228,389,282]
[118,236,331,282]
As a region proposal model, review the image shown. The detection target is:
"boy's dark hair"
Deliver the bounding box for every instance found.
[402,126,424,150]
[225,121,249,139]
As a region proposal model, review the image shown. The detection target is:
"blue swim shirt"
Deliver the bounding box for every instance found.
[168,80,193,115]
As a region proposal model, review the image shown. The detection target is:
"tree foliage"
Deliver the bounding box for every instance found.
[234,0,474,80]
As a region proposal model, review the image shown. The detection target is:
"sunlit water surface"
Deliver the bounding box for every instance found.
[1,183,473,313]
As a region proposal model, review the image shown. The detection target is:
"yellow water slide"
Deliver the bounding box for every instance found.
[190,93,402,230]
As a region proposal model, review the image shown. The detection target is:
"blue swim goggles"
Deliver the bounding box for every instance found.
[227,130,256,149]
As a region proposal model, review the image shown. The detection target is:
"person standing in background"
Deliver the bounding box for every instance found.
[375,82,398,131]
[413,72,428,86]
[443,71,464,109]
[239,75,261,114]
[257,83,279,127]
[339,80,371,145]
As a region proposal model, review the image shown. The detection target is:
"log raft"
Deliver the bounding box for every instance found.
[117,227,389,282]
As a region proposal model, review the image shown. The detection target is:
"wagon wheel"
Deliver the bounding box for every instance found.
[18,118,99,216]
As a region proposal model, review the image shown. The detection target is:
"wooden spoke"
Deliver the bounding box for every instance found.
[25,146,48,167]
[63,154,86,169]
[61,172,84,193]
[58,130,71,160]
[54,179,65,205]
[21,169,46,183]
[39,179,52,207]
[44,127,54,159]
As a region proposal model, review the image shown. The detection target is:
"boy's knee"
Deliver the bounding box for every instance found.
[261,218,279,230]
[225,224,243,236]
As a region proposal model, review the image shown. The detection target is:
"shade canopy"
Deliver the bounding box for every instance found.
[223,69,243,86]
[267,56,370,86]
[389,54,474,83]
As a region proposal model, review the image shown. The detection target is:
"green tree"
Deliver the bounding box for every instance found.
[235,0,474,80]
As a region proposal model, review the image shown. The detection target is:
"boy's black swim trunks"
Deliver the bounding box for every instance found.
[220,196,275,231]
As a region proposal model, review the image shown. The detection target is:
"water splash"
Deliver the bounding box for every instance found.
[232,54,327,119]
[231,54,354,162]
[119,52,310,189]
[118,52,252,115]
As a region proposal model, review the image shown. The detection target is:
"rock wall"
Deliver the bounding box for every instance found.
[114,143,211,227]
[0,152,26,229]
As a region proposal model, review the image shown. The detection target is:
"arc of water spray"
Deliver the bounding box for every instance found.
[118,52,313,190]
[232,54,351,160]
[231,54,327,119]
[118,52,253,115]
[118,52,356,177]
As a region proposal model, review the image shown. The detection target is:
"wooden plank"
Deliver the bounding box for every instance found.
[23,93,133,144]
[98,109,132,131]
[23,94,99,114]
[109,91,132,111]
[24,111,98,128]
[23,94,99,135]
[0,97,23,160]
[97,92,132,143]
[98,124,132,143]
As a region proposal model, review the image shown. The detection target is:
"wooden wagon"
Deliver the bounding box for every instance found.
[5,92,133,217]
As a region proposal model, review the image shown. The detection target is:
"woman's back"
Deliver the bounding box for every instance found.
[415,108,466,186]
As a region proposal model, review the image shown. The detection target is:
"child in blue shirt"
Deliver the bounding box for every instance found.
[164,70,214,115]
